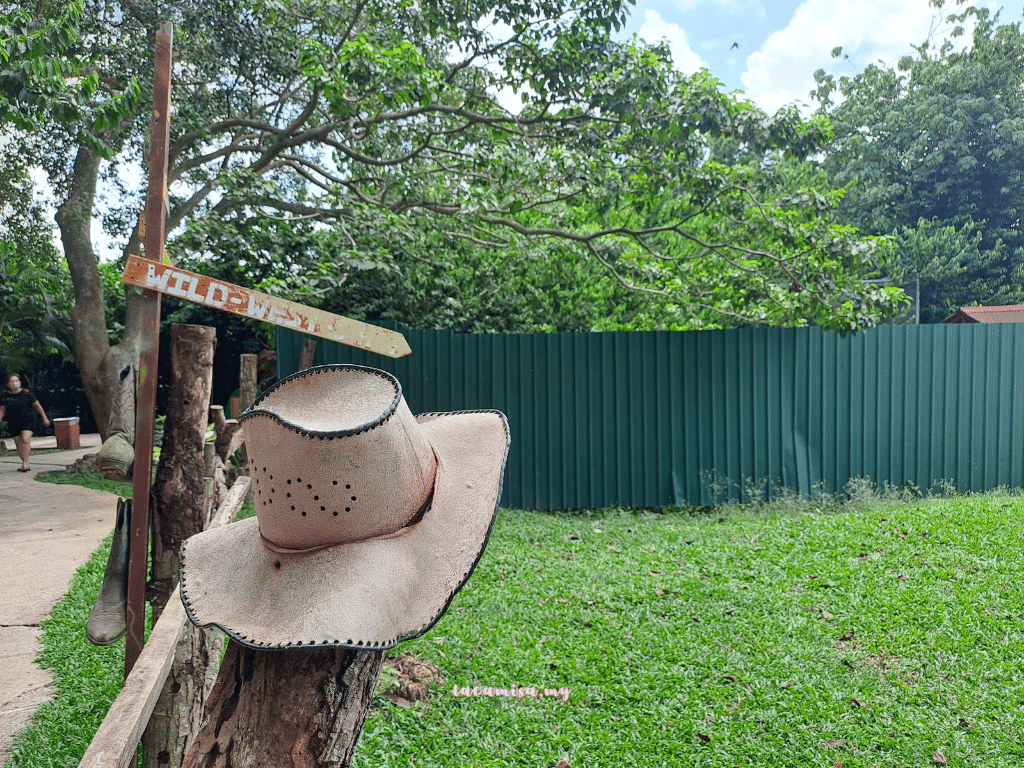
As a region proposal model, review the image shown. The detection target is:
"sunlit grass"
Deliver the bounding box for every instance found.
[8,475,1024,767]
[360,495,1024,767]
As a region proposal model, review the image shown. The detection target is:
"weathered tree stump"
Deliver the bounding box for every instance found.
[143,323,222,768]
[149,324,216,616]
[181,642,385,768]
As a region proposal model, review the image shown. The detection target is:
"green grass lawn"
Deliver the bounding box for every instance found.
[8,477,1024,767]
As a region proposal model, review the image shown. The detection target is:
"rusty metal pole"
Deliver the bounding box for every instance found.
[126,20,173,675]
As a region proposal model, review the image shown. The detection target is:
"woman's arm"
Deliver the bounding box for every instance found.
[32,400,50,428]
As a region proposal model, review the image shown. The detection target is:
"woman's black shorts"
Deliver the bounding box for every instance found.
[6,419,32,435]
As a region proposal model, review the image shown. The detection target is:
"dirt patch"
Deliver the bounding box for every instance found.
[376,654,443,708]
[60,453,99,475]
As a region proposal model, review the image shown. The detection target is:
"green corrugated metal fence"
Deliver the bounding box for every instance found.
[277,323,1024,509]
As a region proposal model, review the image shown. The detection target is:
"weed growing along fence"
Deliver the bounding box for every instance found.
[278,323,1024,509]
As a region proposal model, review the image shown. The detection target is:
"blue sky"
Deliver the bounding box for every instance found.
[616,0,1024,113]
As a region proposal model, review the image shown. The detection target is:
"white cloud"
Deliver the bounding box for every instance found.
[638,10,709,75]
[739,0,971,114]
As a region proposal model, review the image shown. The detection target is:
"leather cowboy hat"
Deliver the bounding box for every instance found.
[178,364,510,649]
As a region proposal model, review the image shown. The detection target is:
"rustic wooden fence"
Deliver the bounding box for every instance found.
[78,477,249,767]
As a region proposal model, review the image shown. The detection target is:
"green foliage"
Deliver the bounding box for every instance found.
[0,0,140,156]
[0,146,73,372]
[4,0,904,336]
[815,7,1024,321]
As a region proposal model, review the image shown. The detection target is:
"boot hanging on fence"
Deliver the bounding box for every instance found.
[96,364,137,482]
[86,498,131,646]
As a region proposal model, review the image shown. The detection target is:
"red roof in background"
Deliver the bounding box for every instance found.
[941,305,1024,323]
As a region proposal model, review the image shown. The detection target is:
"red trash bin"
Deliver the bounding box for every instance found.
[53,417,81,450]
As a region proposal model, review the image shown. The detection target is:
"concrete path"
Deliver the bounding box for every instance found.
[0,433,116,764]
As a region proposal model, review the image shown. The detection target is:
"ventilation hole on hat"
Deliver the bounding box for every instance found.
[320,506,326,511]
[345,484,351,489]
[313,495,319,501]
[290,505,295,511]
[332,480,338,485]
[269,475,273,480]
[262,467,266,472]
[351,496,357,501]
[286,492,291,498]
[333,511,338,516]
[268,498,273,504]
[287,479,291,484]
[307,484,313,489]
[301,510,307,516]
[345,507,351,512]
[274,561,281,570]
[297,478,302,483]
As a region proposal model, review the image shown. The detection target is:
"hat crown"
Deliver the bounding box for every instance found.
[240,366,436,550]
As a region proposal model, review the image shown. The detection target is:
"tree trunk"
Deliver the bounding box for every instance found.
[55,141,141,440]
[182,642,385,768]
[149,324,217,616]
[239,353,257,412]
[143,324,221,768]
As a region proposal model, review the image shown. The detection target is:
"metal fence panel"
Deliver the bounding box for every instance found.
[277,323,1024,509]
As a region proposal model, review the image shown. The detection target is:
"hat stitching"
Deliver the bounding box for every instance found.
[240,364,402,440]
[178,409,510,652]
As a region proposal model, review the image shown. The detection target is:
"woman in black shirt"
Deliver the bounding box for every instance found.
[0,373,50,472]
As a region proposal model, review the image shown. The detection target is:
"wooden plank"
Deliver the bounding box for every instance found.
[121,254,411,358]
[225,429,246,460]
[78,596,186,768]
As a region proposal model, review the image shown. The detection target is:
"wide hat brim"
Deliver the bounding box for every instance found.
[178,409,509,650]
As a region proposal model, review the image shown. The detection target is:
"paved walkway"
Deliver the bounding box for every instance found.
[0,433,117,763]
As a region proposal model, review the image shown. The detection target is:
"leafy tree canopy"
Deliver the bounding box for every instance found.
[814,4,1024,322]
[0,138,72,373]
[5,0,904,331]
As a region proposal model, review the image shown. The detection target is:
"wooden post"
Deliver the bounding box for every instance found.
[127,19,173,675]
[181,643,384,768]
[143,324,221,768]
[149,324,217,618]
[300,337,317,370]
[209,405,238,462]
[239,353,257,412]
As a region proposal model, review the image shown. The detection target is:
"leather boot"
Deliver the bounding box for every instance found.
[96,364,136,481]
[86,498,131,646]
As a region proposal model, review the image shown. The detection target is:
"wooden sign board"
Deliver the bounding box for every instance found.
[122,254,411,358]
